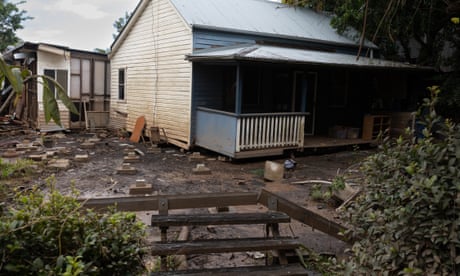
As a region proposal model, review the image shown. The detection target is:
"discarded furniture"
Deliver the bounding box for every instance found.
[362,114,391,140]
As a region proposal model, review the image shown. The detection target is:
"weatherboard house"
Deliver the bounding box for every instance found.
[109,0,432,158]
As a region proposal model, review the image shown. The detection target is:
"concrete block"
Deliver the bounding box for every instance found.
[15,143,37,151]
[218,156,230,162]
[192,163,212,175]
[188,152,205,161]
[75,154,89,162]
[117,163,137,175]
[2,149,20,158]
[264,161,284,181]
[28,154,46,161]
[147,145,162,153]
[124,152,140,162]
[129,180,154,195]
[48,159,70,169]
[80,142,95,149]
[46,151,58,158]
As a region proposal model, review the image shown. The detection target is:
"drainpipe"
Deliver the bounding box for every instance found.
[235,64,242,115]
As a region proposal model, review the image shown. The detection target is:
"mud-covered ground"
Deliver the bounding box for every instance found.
[1,128,374,269]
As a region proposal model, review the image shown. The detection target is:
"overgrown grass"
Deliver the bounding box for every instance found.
[0,158,37,179]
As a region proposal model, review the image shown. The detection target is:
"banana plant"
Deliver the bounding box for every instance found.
[0,54,78,126]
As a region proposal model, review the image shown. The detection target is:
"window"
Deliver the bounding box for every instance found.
[44,69,68,99]
[118,68,125,100]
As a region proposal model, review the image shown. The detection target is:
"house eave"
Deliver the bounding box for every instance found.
[191,24,378,51]
[186,44,434,71]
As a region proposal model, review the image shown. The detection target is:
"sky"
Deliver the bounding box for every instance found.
[15,0,140,52]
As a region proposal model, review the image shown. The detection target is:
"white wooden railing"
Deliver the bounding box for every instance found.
[195,107,308,157]
[236,113,306,152]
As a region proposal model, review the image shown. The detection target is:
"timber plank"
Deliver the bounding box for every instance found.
[80,192,259,212]
[130,116,146,143]
[151,211,290,227]
[151,237,300,256]
[258,189,349,243]
[151,263,309,275]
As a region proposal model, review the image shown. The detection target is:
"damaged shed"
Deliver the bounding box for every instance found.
[2,42,110,131]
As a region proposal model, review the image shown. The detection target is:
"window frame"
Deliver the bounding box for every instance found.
[118,68,126,101]
[43,69,68,99]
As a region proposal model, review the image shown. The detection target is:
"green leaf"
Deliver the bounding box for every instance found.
[56,255,66,269]
[42,77,61,125]
[32,257,44,270]
[39,74,79,126]
[55,79,78,115]
[0,56,23,94]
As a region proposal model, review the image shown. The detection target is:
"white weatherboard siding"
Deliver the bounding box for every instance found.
[110,0,193,148]
[36,50,71,131]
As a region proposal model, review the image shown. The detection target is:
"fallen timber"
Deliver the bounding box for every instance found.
[80,189,349,243]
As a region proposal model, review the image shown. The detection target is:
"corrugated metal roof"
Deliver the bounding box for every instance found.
[170,0,375,49]
[187,44,431,70]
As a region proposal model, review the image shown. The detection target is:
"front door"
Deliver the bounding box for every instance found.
[293,71,317,135]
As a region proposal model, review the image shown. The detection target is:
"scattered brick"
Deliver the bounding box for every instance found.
[75,154,89,162]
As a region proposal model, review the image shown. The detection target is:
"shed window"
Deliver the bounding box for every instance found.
[118,68,125,100]
[44,69,68,99]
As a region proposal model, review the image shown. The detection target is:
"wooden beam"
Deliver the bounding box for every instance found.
[151,211,290,227]
[80,192,259,212]
[258,189,349,243]
[151,264,309,276]
[151,237,300,255]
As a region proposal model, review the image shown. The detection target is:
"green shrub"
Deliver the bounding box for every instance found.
[343,86,460,274]
[0,180,147,275]
[0,158,37,180]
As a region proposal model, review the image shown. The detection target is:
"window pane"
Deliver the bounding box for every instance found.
[71,58,80,74]
[118,69,125,100]
[82,59,91,94]
[44,69,55,94]
[106,63,111,97]
[71,75,81,99]
[94,61,105,96]
[56,70,68,91]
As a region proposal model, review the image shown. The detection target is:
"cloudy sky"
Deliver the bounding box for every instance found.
[16,0,139,51]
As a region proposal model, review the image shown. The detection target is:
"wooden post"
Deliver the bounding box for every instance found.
[235,64,242,115]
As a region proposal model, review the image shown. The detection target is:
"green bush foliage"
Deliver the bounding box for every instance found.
[0,182,146,275]
[0,158,37,180]
[344,86,460,274]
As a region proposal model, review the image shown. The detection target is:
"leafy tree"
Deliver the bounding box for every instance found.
[0,0,31,52]
[113,11,132,40]
[342,86,460,274]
